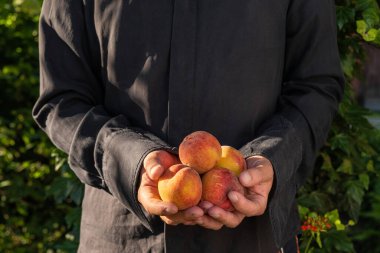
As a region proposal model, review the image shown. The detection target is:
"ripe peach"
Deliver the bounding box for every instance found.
[202,168,245,211]
[179,131,222,174]
[158,164,202,210]
[215,146,247,176]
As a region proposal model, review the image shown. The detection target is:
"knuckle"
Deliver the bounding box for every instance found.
[144,151,159,165]
[144,152,154,162]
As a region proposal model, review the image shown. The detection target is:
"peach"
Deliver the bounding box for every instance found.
[202,168,245,211]
[158,164,202,210]
[215,146,247,176]
[179,131,222,174]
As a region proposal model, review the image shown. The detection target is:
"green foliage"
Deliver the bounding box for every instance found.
[0,0,40,116]
[298,91,380,252]
[355,0,380,43]
[0,0,379,252]
[0,113,82,252]
[0,1,83,252]
[298,0,380,252]
[350,176,380,252]
[298,207,356,253]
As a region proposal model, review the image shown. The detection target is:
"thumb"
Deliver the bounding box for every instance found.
[147,164,165,181]
[143,150,176,181]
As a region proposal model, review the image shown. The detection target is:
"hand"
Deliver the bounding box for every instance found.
[137,150,204,225]
[195,155,274,229]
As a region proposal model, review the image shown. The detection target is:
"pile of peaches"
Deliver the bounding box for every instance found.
[158,131,246,211]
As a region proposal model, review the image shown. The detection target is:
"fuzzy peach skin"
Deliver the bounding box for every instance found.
[179,131,222,174]
[202,167,245,211]
[215,146,247,176]
[158,164,202,210]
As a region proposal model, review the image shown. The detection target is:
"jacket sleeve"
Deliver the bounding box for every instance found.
[239,0,344,247]
[32,0,170,231]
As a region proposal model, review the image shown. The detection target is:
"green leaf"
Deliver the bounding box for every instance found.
[346,181,365,204]
[298,192,333,212]
[336,6,355,30]
[316,232,322,248]
[65,207,82,229]
[356,0,376,11]
[341,54,355,78]
[321,153,333,171]
[362,7,380,27]
[355,20,380,42]
[356,19,368,36]
[364,28,378,41]
[330,133,351,154]
[0,180,11,188]
[335,220,346,231]
[70,182,84,206]
[337,159,353,175]
[343,181,366,220]
[375,29,380,44]
[325,209,340,224]
[323,231,355,252]
[367,160,375,172]
[359,173,370,190]
[298,205,310,220]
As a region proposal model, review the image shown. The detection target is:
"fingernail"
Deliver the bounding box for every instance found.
[229,192,238,202]
[150,165,162,179]
[199,201,213,210]
[240,172,252,185]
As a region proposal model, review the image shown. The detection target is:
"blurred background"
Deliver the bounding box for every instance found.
[0,0,380,252]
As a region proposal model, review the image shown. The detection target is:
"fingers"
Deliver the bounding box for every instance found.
[142,198,178,216]
[162,204,242,230]
[207,206,245,228]
[233,156,273,217]
[161,206,204,225]
[138,182,178,216]
[239,156,274,188]
[138,170,178,216]
[140,153,272,226]
[160,203,227,230]
[195,215,224,230]
[143,150,179,180]
[198,201,214,212]
[228,190,267,216]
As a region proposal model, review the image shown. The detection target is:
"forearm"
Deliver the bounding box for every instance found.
[34,0,173,231]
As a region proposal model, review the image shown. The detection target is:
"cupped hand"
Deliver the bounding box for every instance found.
[195,155,274,229]
[229,155,274,216]
[137,150,204,225]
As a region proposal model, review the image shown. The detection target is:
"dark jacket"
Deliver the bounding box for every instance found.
[33,0,344,252]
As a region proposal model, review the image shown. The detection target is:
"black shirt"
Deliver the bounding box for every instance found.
[33,0,344,252]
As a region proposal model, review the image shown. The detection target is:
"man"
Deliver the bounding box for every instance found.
[33,0,344,252]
